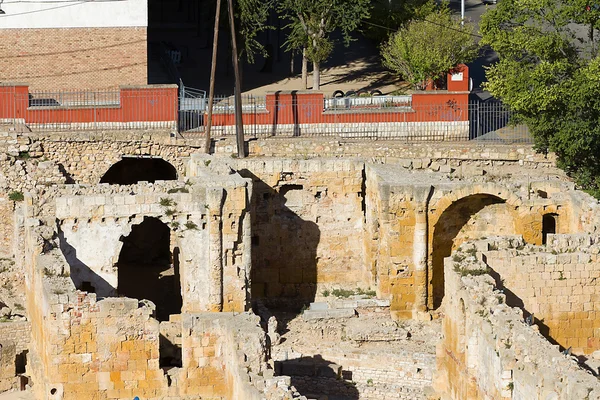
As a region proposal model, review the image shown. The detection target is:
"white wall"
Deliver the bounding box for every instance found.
[0,0,147,29]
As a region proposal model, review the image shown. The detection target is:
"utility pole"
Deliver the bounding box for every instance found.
[227,0,246,158]
[461,0,465,26]
[204,0,222,154]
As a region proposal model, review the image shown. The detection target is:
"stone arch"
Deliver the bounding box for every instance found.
[100,156,177,184]
[428,185,521,310]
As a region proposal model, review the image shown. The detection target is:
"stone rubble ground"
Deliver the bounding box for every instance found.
[268,299,442,400]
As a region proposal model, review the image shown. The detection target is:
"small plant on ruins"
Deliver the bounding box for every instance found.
[453,264,490,277]
[171,221,180,230]
[204,160,211,167]
[0,316,10,323]
[507,382,514,391]
[58,270,70,278]
[558,271,566,281]
[184,221,199,230]
[17,151,30,160]
[355,287,377,297]
[366,378,374,386]
[331,288,355,298]
[231,153,238,159]
[488,243,499,251]
[43,267,55,277]
[452,253,466,263]
[52,289,65,295]
[167,187,189,194]
[504,339,512,349]
[465,247,477,257]
[165,208,177,217]
[159,197,176,207]
[8,191,24,202]
[13,303,24,311]
[322,289,330,297]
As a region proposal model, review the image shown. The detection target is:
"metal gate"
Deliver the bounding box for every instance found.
[469,100,532,144]
[178,81,206,133]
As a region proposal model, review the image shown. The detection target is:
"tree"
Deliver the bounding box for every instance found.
[237,0,275,64]
[279,0,371,90]
[480,0,600,195]
[381,3,479,89]
[363,0,432,44]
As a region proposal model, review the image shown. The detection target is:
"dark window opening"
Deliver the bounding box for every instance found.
[159,333,182,371]
[117,218,182,321]
[15,350,27,374]
[80,281,95,293]
[542,214,558,245]
[100,157,177,185]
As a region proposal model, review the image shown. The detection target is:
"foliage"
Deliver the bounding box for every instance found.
[236,0,275,63]
[480,0,600,196]
[363,0,434,44]
[278,0,371,88]
[8,191,24,202]
[381,2,478,89]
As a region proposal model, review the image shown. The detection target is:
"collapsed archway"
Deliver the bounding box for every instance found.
[117,217,182,321]
[100,157,177,184]
[430,194,516,309]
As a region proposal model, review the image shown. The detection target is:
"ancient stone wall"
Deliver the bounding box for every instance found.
[435,241,600,399]
[189,156,370,307]
[481,234,600,355]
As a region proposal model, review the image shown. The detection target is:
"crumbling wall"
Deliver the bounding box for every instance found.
[481,234,600,355]
[435,241,600,399]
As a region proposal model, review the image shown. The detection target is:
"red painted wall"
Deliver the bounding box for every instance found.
[0,84,178,125]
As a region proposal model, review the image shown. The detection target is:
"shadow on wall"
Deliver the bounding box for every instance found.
[99,157,177,185]
[275,355,359,400]
[238,169,320,313]
[117,217,182,322]
[431,194,508,309]
[58,228,116,297]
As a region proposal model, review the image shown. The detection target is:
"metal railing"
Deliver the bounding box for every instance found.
[180,97,532,144]
[324,95,412,110]
[0,87,177,132]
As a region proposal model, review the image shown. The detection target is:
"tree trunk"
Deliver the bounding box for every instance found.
[302,47,308,90]
[204,0,222,154]
[312,62,320,91]
[290,50,295,76]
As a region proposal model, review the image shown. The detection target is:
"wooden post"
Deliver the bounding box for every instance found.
[227,0,246,158]
[204,0,222,154]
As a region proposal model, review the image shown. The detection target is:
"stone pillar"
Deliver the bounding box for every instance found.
[413,186,432,317]
[207,188,224,311]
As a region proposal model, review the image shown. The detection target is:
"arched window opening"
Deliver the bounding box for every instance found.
[542,214,558,245]
[431,194,514,309]
[117,217,182,321]
[100,157,177,185]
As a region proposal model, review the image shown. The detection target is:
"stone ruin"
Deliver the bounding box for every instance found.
[0,129,599,399]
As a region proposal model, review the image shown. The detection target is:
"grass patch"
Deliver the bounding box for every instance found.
[167,187,189,194]
[159,197,176,207]
[8,191,24,202]
[184,221,199,230]
[453,264,490,277]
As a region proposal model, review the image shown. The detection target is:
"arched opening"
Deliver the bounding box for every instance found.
[542,214,558,245]
[431,194,515,309]
[100,157,177,185]
[117,217,182,321]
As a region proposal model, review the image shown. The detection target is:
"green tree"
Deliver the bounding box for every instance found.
[279,0,371,90]
[237,0,275,64]
[381,3,478,89]
[480,0,600,195]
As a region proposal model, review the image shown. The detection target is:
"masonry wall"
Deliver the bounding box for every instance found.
[435,242,600,399]
[189,156,370,307]
[482,234,600,355]
[0,28,147,91]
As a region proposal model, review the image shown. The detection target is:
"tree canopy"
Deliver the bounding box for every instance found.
[380,3,478,89]
[480,0,600,196]
[278,0,371,90]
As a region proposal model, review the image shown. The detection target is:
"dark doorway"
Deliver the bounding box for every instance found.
[542,214,558,245]
[117,217,182,321]
[100,157,177,185]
